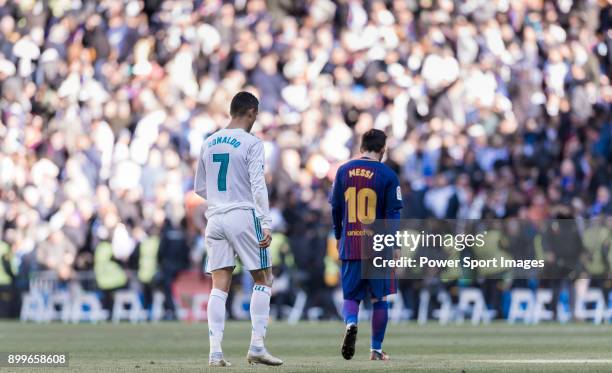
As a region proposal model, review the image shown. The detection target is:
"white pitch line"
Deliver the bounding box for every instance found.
[474,360,612,364]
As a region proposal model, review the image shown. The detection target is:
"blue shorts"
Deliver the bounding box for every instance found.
[341,260,396,301]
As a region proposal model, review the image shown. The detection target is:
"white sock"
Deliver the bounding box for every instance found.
[207,288,228,355]
[250,284,271,348]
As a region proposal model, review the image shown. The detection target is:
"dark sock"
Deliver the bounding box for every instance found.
[343,299,359,325]
[371,301,388,350]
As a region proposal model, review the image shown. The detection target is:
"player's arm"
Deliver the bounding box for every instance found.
[194,146,207,199]
[329,168,343,240]
[247,140,272,247]
[384,172,403,220]
[385,173,403,258]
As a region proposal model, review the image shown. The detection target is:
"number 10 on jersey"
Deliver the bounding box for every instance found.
[344,187,377,224]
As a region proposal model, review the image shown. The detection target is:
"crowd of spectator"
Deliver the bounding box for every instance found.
[0,0,610,319]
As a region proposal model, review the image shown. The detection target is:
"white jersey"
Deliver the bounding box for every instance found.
[194,128,271,229]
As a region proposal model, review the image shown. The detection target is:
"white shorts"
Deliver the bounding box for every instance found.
[204,208,271,273]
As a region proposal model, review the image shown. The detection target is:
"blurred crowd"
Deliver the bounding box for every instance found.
[0,0,611,319]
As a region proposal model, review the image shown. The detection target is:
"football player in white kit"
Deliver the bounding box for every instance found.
[194,92,283,367]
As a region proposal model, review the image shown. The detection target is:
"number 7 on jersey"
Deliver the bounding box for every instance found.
[213,153,229,191]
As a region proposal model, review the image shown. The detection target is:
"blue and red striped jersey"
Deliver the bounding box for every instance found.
[329,158,403,260]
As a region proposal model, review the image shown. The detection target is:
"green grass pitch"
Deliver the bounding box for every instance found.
[2,321,612,372]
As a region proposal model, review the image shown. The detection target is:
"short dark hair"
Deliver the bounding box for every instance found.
[230,91,259,117]
[360,129,387,153]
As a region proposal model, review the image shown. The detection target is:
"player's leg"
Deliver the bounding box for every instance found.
[208,268,233,366]
[343,299,360,326]
[368,275,396,361]
[228,209,282,366]
[205,217,235,367]
[249,268,272,349]
[341,260,365,360]
[370,296,390,360]
[246,267,281,365]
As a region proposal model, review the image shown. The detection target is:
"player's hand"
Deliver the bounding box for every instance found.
[259,229,272,248]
